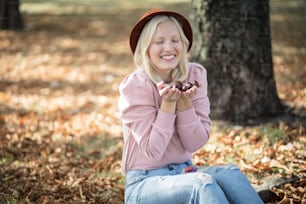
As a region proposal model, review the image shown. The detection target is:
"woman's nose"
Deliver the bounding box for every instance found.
[164,42,172,50]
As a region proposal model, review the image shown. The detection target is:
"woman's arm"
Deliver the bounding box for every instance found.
[176,63,211,152]
[118,73,176,161]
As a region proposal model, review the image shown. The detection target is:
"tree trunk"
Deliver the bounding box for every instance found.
[0,0,23,30]
[190,0,283,123]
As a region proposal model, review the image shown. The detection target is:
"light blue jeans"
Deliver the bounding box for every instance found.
[125,161,264,204]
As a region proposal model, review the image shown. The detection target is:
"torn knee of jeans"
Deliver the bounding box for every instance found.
[195,173,213,185]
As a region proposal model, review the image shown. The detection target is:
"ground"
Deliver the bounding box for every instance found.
[0,0,305,203]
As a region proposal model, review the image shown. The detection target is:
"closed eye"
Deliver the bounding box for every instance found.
[154,41,163,44]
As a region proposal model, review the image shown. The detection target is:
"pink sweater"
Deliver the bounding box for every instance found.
[118,62,211,175]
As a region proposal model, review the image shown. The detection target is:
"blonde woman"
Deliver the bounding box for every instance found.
[118,8,263,204]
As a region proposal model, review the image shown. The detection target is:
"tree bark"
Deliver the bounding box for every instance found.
[0,0,23,30]
[190,0,283,123]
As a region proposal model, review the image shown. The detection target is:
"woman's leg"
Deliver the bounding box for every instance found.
[199,164,264,204]
[126,171,230,204]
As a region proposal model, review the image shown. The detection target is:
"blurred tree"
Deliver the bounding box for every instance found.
[0,0,23,30]
[190,0,283,123]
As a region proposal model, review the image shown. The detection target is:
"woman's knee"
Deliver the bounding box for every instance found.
[173,172,215,195]
[190,173,230,203]
[187,172,224,195]
[193,172,214,187]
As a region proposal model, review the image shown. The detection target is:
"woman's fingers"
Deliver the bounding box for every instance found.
[158,81,198,100]
[183,86,197,98]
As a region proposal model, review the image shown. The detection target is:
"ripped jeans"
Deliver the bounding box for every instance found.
[125,161,264,204]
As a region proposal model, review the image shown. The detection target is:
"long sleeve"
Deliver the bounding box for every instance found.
[118,64,211,175]
[118,71,176,161]
[176,63,211,152]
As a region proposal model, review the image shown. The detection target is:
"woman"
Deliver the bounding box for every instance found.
[118,8,264,204]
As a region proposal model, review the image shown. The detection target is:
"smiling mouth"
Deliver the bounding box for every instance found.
[161,54,176,60]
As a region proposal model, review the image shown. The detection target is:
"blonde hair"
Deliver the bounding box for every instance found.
[133,15,190,84]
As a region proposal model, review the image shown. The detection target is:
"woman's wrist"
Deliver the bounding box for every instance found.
[161,99,177,114]
[176,96,192,112]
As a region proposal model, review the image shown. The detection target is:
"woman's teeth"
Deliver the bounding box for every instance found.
[161,55,175,60]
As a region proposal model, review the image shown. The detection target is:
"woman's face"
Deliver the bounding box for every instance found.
[148,20,183,81]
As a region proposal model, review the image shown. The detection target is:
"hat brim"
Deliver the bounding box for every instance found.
[129,9,193,54]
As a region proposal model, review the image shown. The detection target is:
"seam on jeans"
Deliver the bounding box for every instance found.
[222,164,239,170]
[206,164,239,173]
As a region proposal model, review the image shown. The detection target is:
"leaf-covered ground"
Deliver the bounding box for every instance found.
[0,1,305,203]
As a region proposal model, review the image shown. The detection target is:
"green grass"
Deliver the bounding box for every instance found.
[0,193,17,204]
[259,125,287,145]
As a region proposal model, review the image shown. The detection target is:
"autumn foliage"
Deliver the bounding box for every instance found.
[0,1,305,203]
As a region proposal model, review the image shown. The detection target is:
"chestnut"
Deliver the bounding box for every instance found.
[174,80,199,91]
[174,81,183,90]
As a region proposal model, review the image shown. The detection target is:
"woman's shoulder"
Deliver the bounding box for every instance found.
[188,62,207,78]
[118,70,156,107]
[188,62,206,70]
[119,70,154,93]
